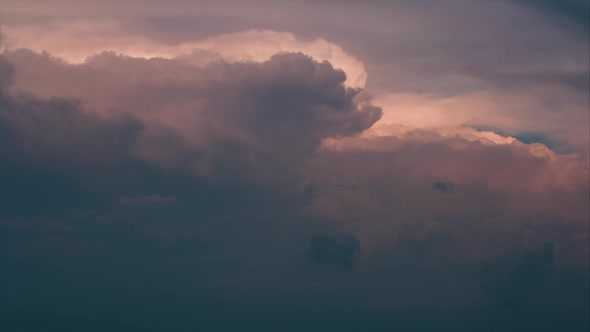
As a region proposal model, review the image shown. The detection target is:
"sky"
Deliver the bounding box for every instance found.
[0,1,588,331]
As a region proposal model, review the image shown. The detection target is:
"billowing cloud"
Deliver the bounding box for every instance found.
[2,50,380,182]
[372,87,590,153]
[304,130,589,255]
[0,3,588,331]
[1,22,367,88]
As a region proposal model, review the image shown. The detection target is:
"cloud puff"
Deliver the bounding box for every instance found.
[0,22,367,87]
[2,50,381,182]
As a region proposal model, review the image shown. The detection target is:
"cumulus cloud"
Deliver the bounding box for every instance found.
[0,55,15,88]
[0,89,144,217]
[0,12,588,329]
[5,45,586,251]
[2,50,380,183]
[372,88,589,153]
[0,21,367,88]
[304,126,589,254]
[6,48,582,252]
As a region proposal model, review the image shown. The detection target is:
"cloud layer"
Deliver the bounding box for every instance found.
[0,3,588,331]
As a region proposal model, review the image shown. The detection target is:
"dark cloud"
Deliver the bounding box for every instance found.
[512,0,590,33]
[3,50,381,181]
[305,232,360,268]
[466,66,590,94]
[432,181,455,193]
[0,55,15,88]
[118,194,178,206]
[0,49,588,331]
[0,89,145,217]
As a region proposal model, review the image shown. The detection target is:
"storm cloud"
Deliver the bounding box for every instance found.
[0,2,588,331]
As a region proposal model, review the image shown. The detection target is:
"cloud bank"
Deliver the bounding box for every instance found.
[0,5,588,331]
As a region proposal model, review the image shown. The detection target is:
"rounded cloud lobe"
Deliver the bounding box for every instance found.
[1,22,368,88]
[5,50,379,181]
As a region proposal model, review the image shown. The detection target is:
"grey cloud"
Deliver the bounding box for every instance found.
[0,45,588,331]
[118,194,178,206]
[3,50,381,181]
[3,2,588,154]
[511,0,590,32]
[0,86,301,220]
[478,242,555,309]
[432,181,455,193]
[306,232,360,268]
[466,66,590,93]
[0,89,145,217]
[0,55,15,88]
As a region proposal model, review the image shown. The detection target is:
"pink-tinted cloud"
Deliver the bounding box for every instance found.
[0,3,588,329]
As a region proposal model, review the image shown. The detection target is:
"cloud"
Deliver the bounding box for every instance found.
[372,87,589,153]
[0,50,383,226]
[305,232,361,268]
[118,195,178,206]
[432,181,455,193]
[304,127,589,252]
[477,242,555,309]
[510,0,590,33]
[0,89,145,217]
[0,22,367,88]
[2,50,381,183]
[0,25,588,330]
[2,1,587,157]
[0,55,15,88]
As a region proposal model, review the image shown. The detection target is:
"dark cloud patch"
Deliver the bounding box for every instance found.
[470,241,590,331]
[512,0,590,33]
[478,242,556,309]
[302,182,315,205]
[306,232,360,268]
[432,181,455,193]
[0,55,15,88]
[512,132,561,148]
[0,51,385,219]
[0,90,145,217]
[118,194,178,206]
